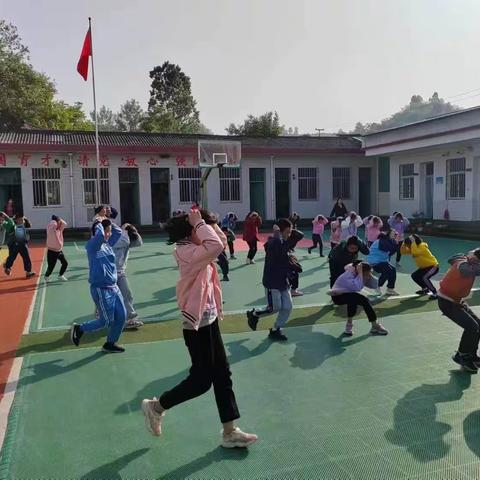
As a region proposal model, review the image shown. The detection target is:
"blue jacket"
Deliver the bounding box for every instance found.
[262,232,291,290]
[221,214,237,230]
[367,237,397,265]
[86,223,122,288]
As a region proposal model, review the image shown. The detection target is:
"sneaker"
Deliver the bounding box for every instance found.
[58,275,68,281]
[375,287,383,296]
[344,322,354,336]
[370,323,389,336]
[415,289,429,296]
[230,255,237,260]
[471,354,480,369]
[291,290,304,297]
[221,427,258,448]
[102,342,125,353]
[429,294,438,300]
[385,288,399,296]
[3,266,11,276]
[247,309,259,331]
[245,259,251,265]
[26,272,36,278]
[452,352,478,373]
[307,248,312,255]
[141,398,165,436]
[127,312,139,320]
[250,259,256,264]
[70,323,83,346]
[268,328,288,341]
[44,276,50,283]
[124,319,144,330]
[222,275,230,282]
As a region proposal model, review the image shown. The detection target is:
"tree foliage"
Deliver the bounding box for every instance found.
[0,20,92,130]
[144,61,202,133]
[226,111,284,136]
[116,99,144,131]
[91,106,118,131]
[350,93,460,134]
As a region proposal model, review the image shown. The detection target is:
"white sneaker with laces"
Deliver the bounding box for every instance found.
[141,398,165,437]
[386,288,399,296]
[221,427,258,448]
[58,275,68,281]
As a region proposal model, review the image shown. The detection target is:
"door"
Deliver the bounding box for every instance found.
[0,168,22,215]
[358,168,371,217]
[423,162,434,219]
[249,168,266,219]
[118,168,140,224]
[275,168,290,219]
[150,168,170,223]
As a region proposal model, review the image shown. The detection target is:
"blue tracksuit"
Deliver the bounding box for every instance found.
[80,223,126,343]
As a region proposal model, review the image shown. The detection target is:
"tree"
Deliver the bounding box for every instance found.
[145,61,202,133]
[91,106,117,131]
[351,93,459,134]
[0,20,92,130]
[226,111,284,136]
[115,99,145,131]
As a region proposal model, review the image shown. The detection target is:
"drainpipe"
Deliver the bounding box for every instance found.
[68,153,76,228]
[270,155,275,220]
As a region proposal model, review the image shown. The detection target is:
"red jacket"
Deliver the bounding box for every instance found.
[243,216,262,242]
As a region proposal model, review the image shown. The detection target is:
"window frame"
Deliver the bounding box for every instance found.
[332,167,351,200]
[399,163,415,200]
[298,167,318,201]
[446,157,466,200]
[32,167,62,207]
[81,167,110,206]
[178,167,201,204]
[219,167,241,203]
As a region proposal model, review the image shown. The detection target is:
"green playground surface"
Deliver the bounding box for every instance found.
[4,234,480,478]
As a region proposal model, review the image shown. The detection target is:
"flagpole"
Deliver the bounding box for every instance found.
[88,17,101,208]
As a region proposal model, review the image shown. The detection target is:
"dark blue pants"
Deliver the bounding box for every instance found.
[5,242,32,272]
[217,251,229,276]
[373,262,396,289]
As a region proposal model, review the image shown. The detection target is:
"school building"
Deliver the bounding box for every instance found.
[0,131,374,228]
[2,105,480,229]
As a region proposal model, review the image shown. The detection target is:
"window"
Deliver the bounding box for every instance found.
[298,168,317,200]
[179,167,201,203]
[332,167,350,199]
[219,168,241,202]
[32,168,61,206]
[82,168,110,205]
[399,164,415,200]
[447,157,466,199]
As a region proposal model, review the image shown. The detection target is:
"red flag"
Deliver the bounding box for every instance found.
[77,27,92,81]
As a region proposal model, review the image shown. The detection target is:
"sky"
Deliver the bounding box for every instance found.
[3,0,480,134]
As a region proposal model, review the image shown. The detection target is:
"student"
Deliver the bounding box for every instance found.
[388,212,410,266]
[4,198,14,218]
[308,215,329,256]
[330,216,343,249]
[367,230,399,296]
[330,198,348,219]
[70,219,127,353]
[287,228,305,296]
[217,250,230,282]
[289,212,300,230]
[141,209,257,448]
[328,235,370,288]
[437,249,480,372]
[246,219,294,341]
[243,211,262,264]
[364,215,383,247]
[106,206,118,219]
[92,205,107,222]
[329,261,388,336]
[221,212,238,259]
[1,212,35,278]
[113,223,144,329]
[401,234,439,298]
[341,212,363,241]
[45,215,68,282]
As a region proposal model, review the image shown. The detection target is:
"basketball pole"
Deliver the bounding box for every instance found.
[200,167,213,209]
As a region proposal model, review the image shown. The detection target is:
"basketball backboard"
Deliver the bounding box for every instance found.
[198,140,242,168]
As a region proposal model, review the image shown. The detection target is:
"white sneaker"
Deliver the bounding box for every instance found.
[250,259,256,264]
[141,398,165,437]
[44,276,50,283]
[245,259,251,265]
[375,287,382,296]
[386,288,399,296]
[221,427,258,448]
[291,290,304,297]
[58,275,68,281]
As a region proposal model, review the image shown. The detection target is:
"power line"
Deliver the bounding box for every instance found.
[446,87,480,100]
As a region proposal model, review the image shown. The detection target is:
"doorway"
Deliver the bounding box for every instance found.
[275,168,290,219]
[0,168,22,215]
[150,168,170,223]
[249,168,266,219]
[358,168,372,217]
[118,168,140,224]
[421,162,434,219]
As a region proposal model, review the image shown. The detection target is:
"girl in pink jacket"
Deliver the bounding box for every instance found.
[363,215,383,247]
[308,214,329,256]
[141,209,257,449]
[45,215,68,281]
[330,216,343,249]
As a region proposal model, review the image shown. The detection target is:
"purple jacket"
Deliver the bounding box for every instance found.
[388,216,410,240]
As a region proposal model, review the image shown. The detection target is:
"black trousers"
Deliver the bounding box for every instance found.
[160,319,240,423]
[45,249,68,277]
[411,266,438,293]
[5,242,32,272]
[227,241,235,256]
[396,241,404,263]
[438,297,480,355]
[332,292,377,322]
[247,240,257,260]
[217,251,229,276]
[309,234,323,255]
[288,270,299,290]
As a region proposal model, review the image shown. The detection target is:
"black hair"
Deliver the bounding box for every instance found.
[277,218,293,232]
[164,209,217,244]
[474,249,480,260]
[125,224,139,243]
[346,235,360,246]
[51,215,59,222]
[412,234,422,245]
[91,218,112,236]
[94,205,105,215]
